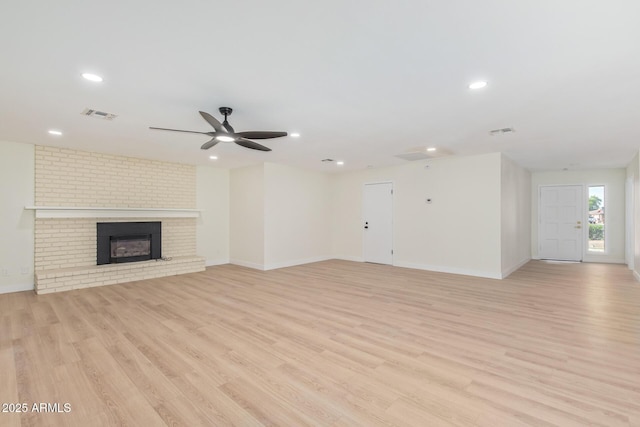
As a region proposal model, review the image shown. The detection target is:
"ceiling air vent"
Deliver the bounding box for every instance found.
[321,158,334,162]
[81,108,117,120]
[489,127,515,135]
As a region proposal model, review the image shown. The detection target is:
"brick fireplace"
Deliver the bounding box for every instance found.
[33,146,205,294]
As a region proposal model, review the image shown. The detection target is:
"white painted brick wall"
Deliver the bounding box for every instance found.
[35,145,195,208]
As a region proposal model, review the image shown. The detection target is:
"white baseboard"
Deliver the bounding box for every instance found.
[205,258,230,267]
[393,261,502,280]
[0,283,35,294]
[230,256,337,271]
[332,255,364,263]
[633,270,640,282]
[229,259,265,270]
[264,256,332,271]
[501,257,531,279]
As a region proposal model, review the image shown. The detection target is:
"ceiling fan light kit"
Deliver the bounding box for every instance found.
[149,107,287,152]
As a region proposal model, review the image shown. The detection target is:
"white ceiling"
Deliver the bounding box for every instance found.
[1,1,639,172]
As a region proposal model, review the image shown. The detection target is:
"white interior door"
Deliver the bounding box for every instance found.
[363,182,393,265]
[539,185,584,261]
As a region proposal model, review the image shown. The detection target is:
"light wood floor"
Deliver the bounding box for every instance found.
[1,260,640,426]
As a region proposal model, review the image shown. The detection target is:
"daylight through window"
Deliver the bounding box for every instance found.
[588,185,605,252]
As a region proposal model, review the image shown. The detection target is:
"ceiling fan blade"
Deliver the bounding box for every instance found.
[236,131,288,140]
[149,127,209,135]
[235,137,271,151]
[199,111,224,132]
[222,120,235,134]
[200,138,220,150]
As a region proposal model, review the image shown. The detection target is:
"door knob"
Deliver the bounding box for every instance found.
[575,225,581,229]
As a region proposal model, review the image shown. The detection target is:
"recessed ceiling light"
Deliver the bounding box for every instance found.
[209,155,218,160]
[216,135,235,142]
[427,147,436,152]
[469,81,488,90]
[82,73,103,82]
[337,161,344,166]
[48,130,62,136]
[290,132,300,138]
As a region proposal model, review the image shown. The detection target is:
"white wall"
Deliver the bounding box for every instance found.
[331,153,504,278]
[196,165,230,266]
[501,154,532,277]
[531,168,626,263]
[330,172,365,262]
[229,164,265,269]
[626,153,640,279]
[0,141,35,293]
[263,163,331,269]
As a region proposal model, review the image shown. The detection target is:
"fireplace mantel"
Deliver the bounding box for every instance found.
[24,206,201,219]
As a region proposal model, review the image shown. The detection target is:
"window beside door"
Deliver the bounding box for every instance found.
[588,185,605,253]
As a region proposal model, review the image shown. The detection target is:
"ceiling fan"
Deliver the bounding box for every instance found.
[149,107,287,151]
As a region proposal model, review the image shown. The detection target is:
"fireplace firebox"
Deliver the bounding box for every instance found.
[97,222,161,265]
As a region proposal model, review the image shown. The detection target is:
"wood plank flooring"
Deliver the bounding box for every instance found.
[1,260,639,426]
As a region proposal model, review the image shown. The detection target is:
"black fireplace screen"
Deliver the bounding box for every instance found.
[97,222,161,265]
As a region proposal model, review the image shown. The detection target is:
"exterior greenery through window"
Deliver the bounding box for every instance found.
[588,185,605,252]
